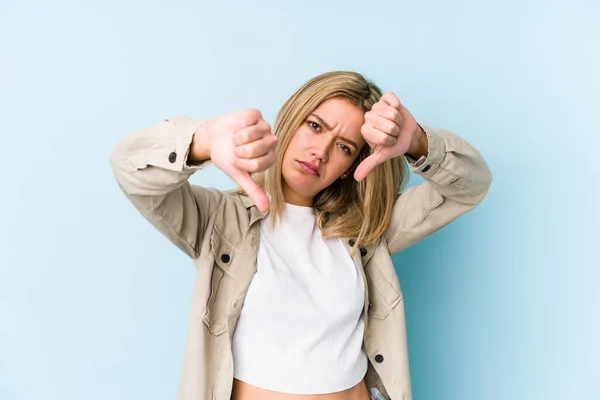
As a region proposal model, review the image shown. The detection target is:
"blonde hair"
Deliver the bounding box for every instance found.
[238,71,410,250]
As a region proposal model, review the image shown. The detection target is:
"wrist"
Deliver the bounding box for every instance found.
[405,124,428,160]
[189,121,212,162]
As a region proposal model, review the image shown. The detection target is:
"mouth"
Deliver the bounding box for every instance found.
[297,161,319,176]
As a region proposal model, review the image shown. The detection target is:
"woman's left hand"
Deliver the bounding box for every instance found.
[354,92,426,181]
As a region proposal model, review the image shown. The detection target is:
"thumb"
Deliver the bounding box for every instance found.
[353,151,388,182]
[229,167,270,213]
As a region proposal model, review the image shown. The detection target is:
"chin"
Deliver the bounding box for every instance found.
[282,171,320,197]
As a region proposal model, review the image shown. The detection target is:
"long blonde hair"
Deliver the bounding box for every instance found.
[238,71,410,250]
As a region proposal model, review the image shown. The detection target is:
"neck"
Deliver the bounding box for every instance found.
[282,182,314,207]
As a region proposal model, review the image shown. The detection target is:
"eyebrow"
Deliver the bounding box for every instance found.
[310,114,359,150]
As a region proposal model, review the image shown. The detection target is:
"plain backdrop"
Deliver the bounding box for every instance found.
[1,1,598,399]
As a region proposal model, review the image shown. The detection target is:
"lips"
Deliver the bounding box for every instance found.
[298,161,319,176]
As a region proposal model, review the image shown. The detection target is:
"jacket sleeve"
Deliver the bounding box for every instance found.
[384,125,493,254]
[109,115,222,259]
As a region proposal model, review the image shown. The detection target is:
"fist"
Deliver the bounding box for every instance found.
[354,92,419,181]
[197,109,277,212]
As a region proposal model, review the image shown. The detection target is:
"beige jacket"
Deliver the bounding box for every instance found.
[109,116,492,400]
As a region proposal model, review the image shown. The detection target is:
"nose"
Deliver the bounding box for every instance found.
[310,134,334,163]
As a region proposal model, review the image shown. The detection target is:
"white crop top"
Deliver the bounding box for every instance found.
[231,203,367,394]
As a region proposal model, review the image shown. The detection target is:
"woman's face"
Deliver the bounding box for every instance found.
[281,98,367,206]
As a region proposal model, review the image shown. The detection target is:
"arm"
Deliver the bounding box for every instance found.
[109,116,223,259]
[384,124,493,254]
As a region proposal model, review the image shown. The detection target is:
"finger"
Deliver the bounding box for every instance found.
[361,124,398,147]
[380,92,401,110]
[377,104,403,128]
[365,107,400,136]
[229,169,270,213]
[231,151,276,173]
[235,108,263,130]
[233,121,272,146]
[234,134,277,159]
[369,115,400,138]
[353,151,388,182]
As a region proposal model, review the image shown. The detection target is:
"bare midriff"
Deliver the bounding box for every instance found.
[231,378,370,400]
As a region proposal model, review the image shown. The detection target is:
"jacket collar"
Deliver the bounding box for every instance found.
[237,193,269,227]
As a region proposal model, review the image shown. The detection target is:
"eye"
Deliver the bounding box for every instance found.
[307,120,322,132]
[338,143,352,155]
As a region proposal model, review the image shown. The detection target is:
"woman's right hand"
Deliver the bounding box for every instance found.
[190,109,277,213]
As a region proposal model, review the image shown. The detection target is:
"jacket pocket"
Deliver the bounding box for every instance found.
[202,226,239,336]
[365,254,403,320]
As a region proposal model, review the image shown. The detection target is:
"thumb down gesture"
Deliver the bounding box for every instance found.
[354,92,423,182]
[197,109,277,213]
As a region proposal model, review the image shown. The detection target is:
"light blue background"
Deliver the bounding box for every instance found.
[1,0,598,399]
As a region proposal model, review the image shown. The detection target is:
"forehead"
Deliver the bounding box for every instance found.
[312,97,364,121]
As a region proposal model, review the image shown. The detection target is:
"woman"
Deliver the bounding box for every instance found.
[110,71,492,400]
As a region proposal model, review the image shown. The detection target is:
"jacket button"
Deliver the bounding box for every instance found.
[168,152,177,163]
[422,165,431,172]
[220,254,230,263]
[375,354,384,363]
[360,247,367,257]
[348,239,355,247]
